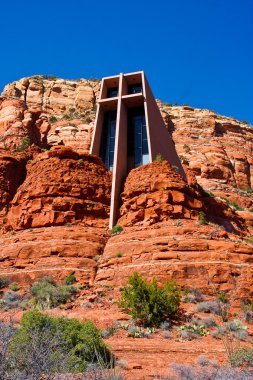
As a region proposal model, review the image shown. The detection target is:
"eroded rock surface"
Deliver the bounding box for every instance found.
[5,146,111,230]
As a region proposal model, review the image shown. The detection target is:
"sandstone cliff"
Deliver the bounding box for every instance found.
[0,75,252,294]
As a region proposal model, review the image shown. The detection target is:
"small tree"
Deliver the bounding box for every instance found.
[118,273,181,326]
[9,311,110,375]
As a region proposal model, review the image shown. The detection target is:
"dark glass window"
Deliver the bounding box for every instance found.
[100,111,116,170]
[107,87,118,98]
[127,107,149,171]
[128,84,142,94]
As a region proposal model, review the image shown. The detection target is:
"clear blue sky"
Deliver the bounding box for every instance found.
[1,0,253,124]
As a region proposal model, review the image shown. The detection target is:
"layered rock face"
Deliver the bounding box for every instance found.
[2,75,99,114]
[118,161,203,226]
[6,146,111,230]
[0,146,111,284]
[0,76,99,151]
[96,161,253,300]
[0,76,252,294]
[0,151,27,213]
[162,105,253,208]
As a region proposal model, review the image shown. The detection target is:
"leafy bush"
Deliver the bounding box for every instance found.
[30,276,78,309]
[118,272,180,326]
[9,282,20,291]
[115,252,123,258]
[65,274,76,285]
[230,348,253,367]
[110,225,123,236]
[16,137,30,152]
[0,276,9,289]
[9,310,110,374]
[198,211,208,225]
[217,292,228,303]
[49,115,57,123]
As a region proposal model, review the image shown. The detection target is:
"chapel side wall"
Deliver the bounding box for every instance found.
[143,75,186,178]
[90,104,104,155]
[109,79,128,228]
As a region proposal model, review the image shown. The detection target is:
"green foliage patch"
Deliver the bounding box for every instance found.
[118,272,180,326]
[9,310,110,373]
[30,276,78,310]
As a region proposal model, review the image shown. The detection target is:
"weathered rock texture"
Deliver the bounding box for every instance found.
[162,105,253,208]
[0,146,111,284]
[6,146,111,230]
[0,150,27,213]
[0,76,252,294]
[0,225,107,285]
[96,162,252,300]
[0,76,99,151]
[2,75,99,114]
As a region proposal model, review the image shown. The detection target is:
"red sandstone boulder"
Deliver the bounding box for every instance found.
[6,147,112,230]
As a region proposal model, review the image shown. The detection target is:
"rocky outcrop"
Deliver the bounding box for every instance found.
[2,75,100,114]
[0,150,27,213]
[5,146,111,231]
[0,225,107,286]
[0,146,111,284]
[118,161,203,226]
[96,161,252,300]
[161,105,253,211]
[0,76,252,295]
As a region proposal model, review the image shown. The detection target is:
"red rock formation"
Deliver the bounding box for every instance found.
[162,105,253,210]
[96,161,252,300]
[2,76,100,114]
[0,225,107,286]
[0,146,111,285]
[0,150,27,214]
[118,161,203,226]
[5,146,111,231]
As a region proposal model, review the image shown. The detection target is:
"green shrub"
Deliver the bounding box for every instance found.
[198,211,208,225]
[9,282,20,291]
[110,225,123,236]
[154,153,164,162]
[16,137,30,152]
[65,274,76,285]
[0,276,9,289]
[9,310,110,373]
[49,116,57,123]
[230,347,253,367]
[118,272,180,327]
[115,252,123,258]
[217,292,228,303]
[30,277,78,309]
